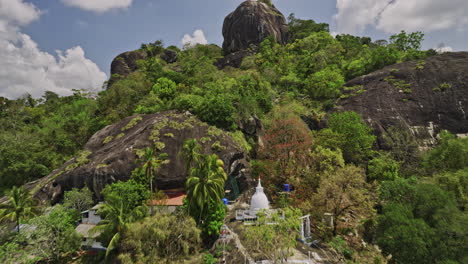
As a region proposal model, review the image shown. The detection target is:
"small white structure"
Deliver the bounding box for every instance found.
[299,215,311,242]
[81,203,102,225]
[75,203,106,251]
[249,179,270,216]
[236,179,278,221]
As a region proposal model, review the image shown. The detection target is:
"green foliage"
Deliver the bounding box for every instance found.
[103,136,114,144]
[29,205,82,262]
[288,13,329,41]
[203,253,216,264]
[185,154,226,225]
[0,186,38,231]
[101,180,150,210]
[196,93,237,130]
[305,66,345,100]
[0,234,35,264]
[122,116,143,131]
[98,72,151,123]
[423,131,468,173]
[133,92,165,114]
[327,111,376,163]
[431,167,468,210]
[140,40,164,56]
[0,92,103,191]
[312,145,345,170]
[228,131,252,153]
[376,203,434,263]
[63,187,94,212]
[312,165,373,235]
[118,212,201,263]
[259,0,273,7]
[329,236,354,259]
[152,77,177,100]
[0,21,458,264]
[384,75,412,93]
[390,30,424,52]
[211,141,226,152]
[381,125,420,170]
[95,181,149,260]
[243,208,302,262]
[65,150,92,171]
[367,153,400,182]
[201,201,226,237]
[181,140,227,238]
[136,147,168,215]
[0,205,80,263]
[377,179,468,264]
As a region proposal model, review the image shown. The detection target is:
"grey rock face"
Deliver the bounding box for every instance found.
[222,0,289,54]
[336,52,468,147]
[32,111,251,203]
[160,49,178,64]
[215,50,253,69]
[109,50,147,86]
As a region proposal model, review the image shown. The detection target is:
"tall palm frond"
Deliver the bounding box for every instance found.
[179,139,202,171]
[186,154,227,223]
[0,186,37,232]
[140,146,167,215]
[91,193,147,261]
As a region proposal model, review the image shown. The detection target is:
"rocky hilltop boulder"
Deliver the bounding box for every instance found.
[31,111,251,203]
[336,52,468,147]
[108,48,179,86]
[222,0,289,55]
[109,50,148,85]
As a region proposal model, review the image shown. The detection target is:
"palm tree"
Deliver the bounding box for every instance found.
[92,194,147,261]
[140,147,167,215]
[179,139,202,171]
[0,186,37,232]
[186,154,227,223]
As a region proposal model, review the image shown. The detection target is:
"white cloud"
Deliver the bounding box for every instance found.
[62,0,133,13]
[334,0,468,34]
[181,29,208,48]
[0,0,107,99]
[0,0,41,25]
[435,44,453,53]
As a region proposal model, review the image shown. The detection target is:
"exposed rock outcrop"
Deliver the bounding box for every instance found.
[109,50,148,85]
[108,48,178,86]
[160,49,178,64]
[31,111,251,203]
[336,52,468,147]
[215,50,254,69]
[222,0,289,55]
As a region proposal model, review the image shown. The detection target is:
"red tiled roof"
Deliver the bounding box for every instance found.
[149,192,186,206]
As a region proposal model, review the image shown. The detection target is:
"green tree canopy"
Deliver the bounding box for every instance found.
[63,187,94,213]
[118,212,201,264]
[327,111,376,163]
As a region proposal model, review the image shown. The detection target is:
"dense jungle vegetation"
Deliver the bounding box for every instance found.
[0,15,466,264]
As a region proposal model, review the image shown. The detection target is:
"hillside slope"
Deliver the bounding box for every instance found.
[337,52,468,147]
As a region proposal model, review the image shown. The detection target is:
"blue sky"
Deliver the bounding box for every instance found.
[1,0,467,98]
[23,0,338,74]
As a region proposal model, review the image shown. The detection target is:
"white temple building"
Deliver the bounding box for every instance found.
[235,179,312,242]
[236,179,278,221]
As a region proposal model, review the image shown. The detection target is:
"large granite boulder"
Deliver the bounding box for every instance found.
[336,52,468,148]
[160,49,178,64]
[31,111,251,203]
[222,0,289,55]
[108,50,148,86]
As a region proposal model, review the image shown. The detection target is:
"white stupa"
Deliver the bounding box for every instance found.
[249,179,270,216]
